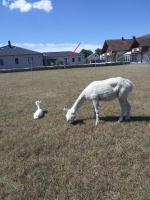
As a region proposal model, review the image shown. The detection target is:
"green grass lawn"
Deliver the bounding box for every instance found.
[0,64,150,200]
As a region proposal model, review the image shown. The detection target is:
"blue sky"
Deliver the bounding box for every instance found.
[1,0,150,52]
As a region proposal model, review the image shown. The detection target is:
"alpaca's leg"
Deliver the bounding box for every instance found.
[118,98,127,122]
[125,99,131,120]
[92,105,96,118]
[92,102,100,118]
[92,100,99,125]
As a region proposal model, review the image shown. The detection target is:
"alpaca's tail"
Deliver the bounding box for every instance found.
[118,79,133,99]
[112,78,133,99]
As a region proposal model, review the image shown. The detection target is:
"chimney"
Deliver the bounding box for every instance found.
[8,40,11,48]
[133,36,136,40]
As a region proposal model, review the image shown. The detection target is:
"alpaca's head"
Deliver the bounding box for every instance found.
[64,107,76,123]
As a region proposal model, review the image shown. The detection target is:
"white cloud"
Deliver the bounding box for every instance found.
[0,42,101,52]
[79,43,101,52]
[2,0,53,12]
[2,0,8,6]
[33,0,52,12]
[9,0,32,12]
[13,42,101,52]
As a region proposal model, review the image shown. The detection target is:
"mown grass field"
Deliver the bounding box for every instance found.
[0,64,150,200]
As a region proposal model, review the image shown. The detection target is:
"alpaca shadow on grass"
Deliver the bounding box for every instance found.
[71,117,93,125]
[72,119,85,125]
[99,116,150,122]
[71,117,94,125]
[72,116,150,125]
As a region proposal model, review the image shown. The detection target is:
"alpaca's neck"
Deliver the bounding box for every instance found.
[71,91,85,113]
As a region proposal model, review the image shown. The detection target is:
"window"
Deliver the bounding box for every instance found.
[131,54,137,62]
[72,58,75,62]
[0,59,4,65]
[78,57,81,62]
[15,58,19,64]
[142,46,148,52]
[64,58,68,65]
[28,57,33,65]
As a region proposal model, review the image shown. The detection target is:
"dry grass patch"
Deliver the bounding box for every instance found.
[0,64,150,200]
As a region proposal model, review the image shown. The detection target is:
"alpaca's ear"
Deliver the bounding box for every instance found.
[63,107,69,112]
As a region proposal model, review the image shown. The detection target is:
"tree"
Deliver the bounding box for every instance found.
[95,48,101,55]
[80,49,93,58]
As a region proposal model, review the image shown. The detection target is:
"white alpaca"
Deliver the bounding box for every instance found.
[33,101,44,119]
[64,77,133,125]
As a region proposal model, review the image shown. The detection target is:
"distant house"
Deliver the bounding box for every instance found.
[0,41,43,69]
[43,51,85,66]
[124,34,150,63]
[87,53,100,63]
[101,37,137,62]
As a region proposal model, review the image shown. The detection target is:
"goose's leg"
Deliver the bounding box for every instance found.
[92,100,100,126]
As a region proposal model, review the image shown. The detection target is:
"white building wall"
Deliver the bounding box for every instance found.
[142,47,150,63]
[130,47,150,63]
[49,55,85,66]
[65,56,85,65]
[124,55,131,62]
[0,54,43,69]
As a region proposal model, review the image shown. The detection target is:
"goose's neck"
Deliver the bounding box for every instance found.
[71,91,85,113]
[36,104,41,109]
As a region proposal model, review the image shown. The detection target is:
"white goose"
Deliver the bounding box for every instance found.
[33,100,44,119]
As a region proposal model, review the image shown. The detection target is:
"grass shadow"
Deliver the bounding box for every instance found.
[44,110,48,114]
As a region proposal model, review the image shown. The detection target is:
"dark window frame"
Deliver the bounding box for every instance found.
[28,57,33,65]
[78,57,81,62]
[15,58,19,64]
[0,59,4,65]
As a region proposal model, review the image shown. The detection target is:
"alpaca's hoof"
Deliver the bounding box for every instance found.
[95,120,100,126]
[125,116,130,121]
[118,117,124,122]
